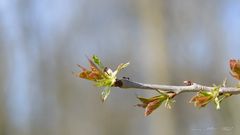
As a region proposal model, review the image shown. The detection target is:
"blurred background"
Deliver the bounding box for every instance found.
[0,0,240,135]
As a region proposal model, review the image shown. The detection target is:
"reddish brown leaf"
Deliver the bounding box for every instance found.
[144,99,161,116]
[190,94,213,108]
[88,58,104,75]
[75,61,104,81]
[136,96,165,116]
[229,59,240,80]
[77,64,87,71]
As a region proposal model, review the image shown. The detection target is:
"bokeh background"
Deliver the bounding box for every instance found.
[1,0,240,135]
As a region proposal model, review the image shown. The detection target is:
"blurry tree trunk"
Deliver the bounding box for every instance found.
[136,1,176,135]
[162,1,230,135]
[0,41,7,135]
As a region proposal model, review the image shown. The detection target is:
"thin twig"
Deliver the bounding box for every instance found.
[114,79,240,95]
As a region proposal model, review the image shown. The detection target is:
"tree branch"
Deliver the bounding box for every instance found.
[75,56,240,115]
[114,79,240,95]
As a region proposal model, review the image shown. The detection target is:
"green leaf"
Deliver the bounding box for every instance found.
[165,98,175,109]
[211,86,221,109]
[137,97,151,104]
[222,78,227,87]
[101,87,111,102]
[214,97,221,109]
[212,86,220,98]
[95,78,114,87]
[113,62,130,76]
[199,91,212,97]
[92,55,104,69]
[117,62,130,71]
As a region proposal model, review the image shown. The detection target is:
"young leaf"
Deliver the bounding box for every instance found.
[214,96,221,110]
[113,62,130,76]
[74,56,113,82]
[190,86,223,109]
[190,93,213,108]
[87,57,104,76]
[165,98,175,109]
[136,93,174,116]
[101,87,111,102]
[73,64,103,81]
[74,55,129,102]
[95,78,114,87]
[145,99,162,116]
[229,59,240,80]
[92,55,104,69]
[136,95,164,116]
